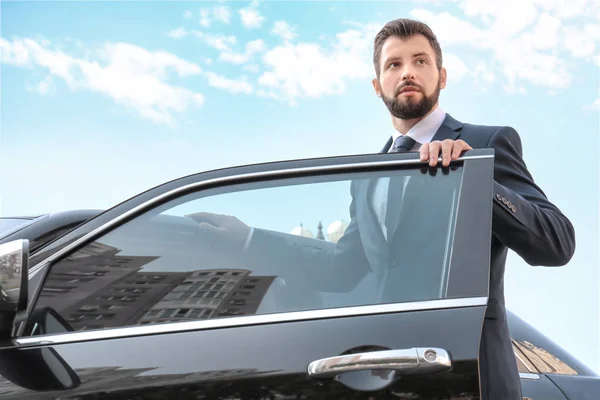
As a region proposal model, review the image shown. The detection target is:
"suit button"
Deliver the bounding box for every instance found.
[511,205,516,212]
[507,200,512,208]
[496,194,502,201]
[501,197,508,204]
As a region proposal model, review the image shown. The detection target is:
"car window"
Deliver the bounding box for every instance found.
[513,343,537,374]
[513,339,579,375]
[29,166,468,334]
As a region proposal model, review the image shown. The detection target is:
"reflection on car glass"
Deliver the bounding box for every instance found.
[31,168,464,335]
[514,340,578,375]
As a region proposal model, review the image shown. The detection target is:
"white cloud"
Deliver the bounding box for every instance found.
[204,72,253,94]
[561,24,600,59]
[243,64,260,73]
[443,53,468,82]
[586,97,599,110]
[213,5,231,24]
[191,31,237,52]
[199,8,211,27]
[258,23,382,103]
[271,20,297,41]
[183,10,192,19]
[520,12,561,51]
[25,75,55,95]
[167,27,188,39]
[167,28,238,54]
[473,61,496,87]
[1,37,205,126]
[239,5,264,29]
[219,39,265,64]
[410,0,600,93]
[529,0,599,19]
[459,0,539,37]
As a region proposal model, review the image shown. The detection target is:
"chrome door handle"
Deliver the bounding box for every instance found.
[307,347,452,379]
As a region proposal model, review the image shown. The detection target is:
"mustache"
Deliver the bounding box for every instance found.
[394,82,423,96]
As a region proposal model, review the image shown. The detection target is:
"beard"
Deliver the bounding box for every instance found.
[381,78,441,120]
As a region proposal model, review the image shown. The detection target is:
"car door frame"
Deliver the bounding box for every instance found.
[8,149,496,398]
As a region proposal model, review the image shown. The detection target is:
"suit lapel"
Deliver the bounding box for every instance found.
[430,113,463,143]
[380,136,393,153]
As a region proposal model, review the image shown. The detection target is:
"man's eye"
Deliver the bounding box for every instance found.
[390,62,400,68]
[417,59,427,64]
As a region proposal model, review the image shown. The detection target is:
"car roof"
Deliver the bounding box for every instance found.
[0,209,103,249]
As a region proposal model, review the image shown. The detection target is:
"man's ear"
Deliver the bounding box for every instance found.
[439,67,447,90]
[372,78,382,97]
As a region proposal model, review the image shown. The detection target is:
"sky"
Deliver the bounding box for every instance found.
[1,0,599,374]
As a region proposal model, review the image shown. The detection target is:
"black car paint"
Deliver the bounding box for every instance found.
[0,307,485,399]
[0,209,101,254]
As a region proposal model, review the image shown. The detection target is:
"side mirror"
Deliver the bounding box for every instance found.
[0,307,80,392]
[0,240,29,337]
[0,242,80,392]
[0,346,80,391]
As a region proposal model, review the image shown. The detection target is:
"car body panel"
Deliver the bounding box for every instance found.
[0,210,101,255]
[519,374,568,400]
[2,306,486,399]
[545,374,600,400]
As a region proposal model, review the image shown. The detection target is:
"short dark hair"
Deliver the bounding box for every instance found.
[373,18,443,77]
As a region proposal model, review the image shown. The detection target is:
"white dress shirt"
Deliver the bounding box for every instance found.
[371,106,446,240]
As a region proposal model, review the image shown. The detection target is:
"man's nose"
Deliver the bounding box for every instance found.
[401,66,416,80]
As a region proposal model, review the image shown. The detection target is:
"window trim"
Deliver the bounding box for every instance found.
[15,296,487,347]
[519,373,541,380]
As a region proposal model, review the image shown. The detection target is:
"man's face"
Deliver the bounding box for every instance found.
[372,34,446,120]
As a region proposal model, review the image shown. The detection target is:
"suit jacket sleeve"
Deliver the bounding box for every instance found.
[244,180,371,292]
[489,126,576,266]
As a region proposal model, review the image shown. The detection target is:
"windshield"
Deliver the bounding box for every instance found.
[0,218,33,236]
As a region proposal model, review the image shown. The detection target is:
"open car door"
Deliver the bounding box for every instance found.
[4,150,493,399]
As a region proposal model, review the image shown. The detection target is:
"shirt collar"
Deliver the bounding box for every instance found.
[392,106,446,145]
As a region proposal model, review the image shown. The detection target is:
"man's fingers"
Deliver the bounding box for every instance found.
[428,141,441,166]
[420,142,429,162]
[451,140,473,160]
[441,140,454,167]
[451,144,463,160]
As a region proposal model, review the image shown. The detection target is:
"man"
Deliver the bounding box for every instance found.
[190,18,575,400]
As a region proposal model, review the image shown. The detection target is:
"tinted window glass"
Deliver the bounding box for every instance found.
[514,339,579,375]
[31,167,465,334]
[513,343,536,374]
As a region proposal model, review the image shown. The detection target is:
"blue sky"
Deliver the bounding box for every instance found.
[1,0,599,373]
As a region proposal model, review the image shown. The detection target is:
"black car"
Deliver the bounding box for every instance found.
[0,150,596,399]
[0,210,101,255]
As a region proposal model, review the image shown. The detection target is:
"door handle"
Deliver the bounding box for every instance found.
[307,347,452,379]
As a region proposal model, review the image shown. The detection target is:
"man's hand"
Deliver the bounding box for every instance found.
[420,139,473,167]
[185,212,251,250]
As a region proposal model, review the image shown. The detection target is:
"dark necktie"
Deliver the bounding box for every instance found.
[385,135,417,241]
[389,135,417,153]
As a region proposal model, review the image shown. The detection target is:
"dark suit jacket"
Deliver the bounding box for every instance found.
[246,113,576,399]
